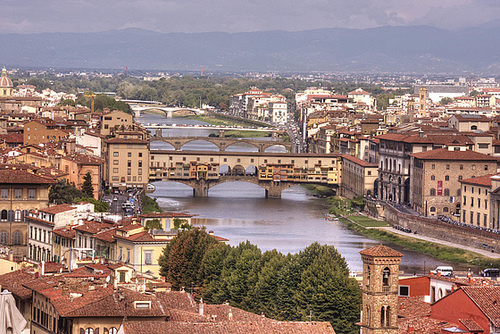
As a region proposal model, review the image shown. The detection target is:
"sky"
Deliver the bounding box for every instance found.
[1,0,500,34]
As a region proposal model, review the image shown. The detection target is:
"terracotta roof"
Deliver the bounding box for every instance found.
[0,169,56,184]
[120,320,335,334]
[399,296,431,319]
[62,153,103,165]
[459,319,484,332]
[461,286,500,327]
[0,270,37,300]
[451,114,491,122]
[140,212,194,219]
[156,291,198,313]
[460,174,495,187]
[93,228,118,243]
[39,204,76,215]
[106,138,149,144]
[410,148,498,161]
[115,231,162,242]
[359,245,403,257]
[73,221,114,235]
[341,154,378,167]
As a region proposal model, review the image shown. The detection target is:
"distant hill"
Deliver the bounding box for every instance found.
[0,25,499,74]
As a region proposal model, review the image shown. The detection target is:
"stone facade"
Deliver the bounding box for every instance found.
[341,154,378,199]
[360,245,402,334]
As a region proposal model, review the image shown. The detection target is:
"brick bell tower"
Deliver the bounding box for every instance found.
[359,245,403,334]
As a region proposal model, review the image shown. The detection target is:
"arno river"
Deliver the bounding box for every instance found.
[139,113,468,274]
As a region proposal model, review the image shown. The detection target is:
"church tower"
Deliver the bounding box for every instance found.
[0,67,14,97]
[418,87,427,117]
[359,245,403,334]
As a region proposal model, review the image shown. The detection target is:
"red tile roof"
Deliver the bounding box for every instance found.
[459,319,484,332]
[39,204,76,215]
[460,174,495,187]
[73,221,115,234]
[410,148,498,161]
[0,169,56,184]
[52,228,76,239]
[461,286,500,327]
[0,270,37,300]
[341,154,378,167]
[359,245,403,257]
[120,320,335,334]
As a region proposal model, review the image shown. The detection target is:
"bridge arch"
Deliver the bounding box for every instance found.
[180,139,220,151]
[264,144,288,153]
[231,164,246,176]
[246,164,257,176]
[225,142,260,152]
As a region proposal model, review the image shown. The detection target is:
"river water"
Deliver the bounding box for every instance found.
[138,113,466,274]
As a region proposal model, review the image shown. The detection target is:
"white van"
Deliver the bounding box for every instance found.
[432,266,454,277]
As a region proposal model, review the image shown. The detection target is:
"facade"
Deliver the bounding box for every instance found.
[268,101,288,124]
[0,169,55,257]
[23,120,69,145]
[460,174,494,228]
[341,154,378,199]
[60,153,103,199]
[105,138,150,190]
[448,114,491,132]
[486,175,500,231]
[100,110,134,136]
[359,245,403,334]
[409,148,497,217]
[0,67,13,97]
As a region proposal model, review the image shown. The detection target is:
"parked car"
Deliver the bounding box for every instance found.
[431,266,454,277]
[481,268,500,277]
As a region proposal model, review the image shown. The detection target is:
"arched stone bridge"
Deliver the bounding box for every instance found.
[131,106,202,118]
[150,136,292,153]
[165,175,300,198]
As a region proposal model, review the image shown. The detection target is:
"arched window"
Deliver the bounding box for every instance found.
[382,267,390,288]
[109,328,118,334]
[458,175,462,181]
[1,210,7,220]
[14,210,21,222]
[85,328,94,334]
[430,188,436,196]
[457,189,461,196]
[444,189,450,196]
[471,125,477,130]
[443,207,449,213]
[13,231,22,245]
[0,231,7,245]
[445,175,449,181]
[430,207,436,212]
[431,175,435,181]
[366,266,371,288]
[366,306,371,326]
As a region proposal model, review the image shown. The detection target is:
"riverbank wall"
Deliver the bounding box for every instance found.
[381,203,500,254]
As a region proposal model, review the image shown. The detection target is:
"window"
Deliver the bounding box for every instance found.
[432,164,435,170]
[430,207,436,212]
[443,207,449,212]
[446,164,450,170]
[463,210,466,223]
[484,214,488,227]
[0,231,7,245]
[445,175,449,181]
[127,160,131,167]
[444,189,450,196]
[113,168,118,173]
[382,267,390,288]
[113,160,119,165]
[1,189,8,199]
[127,168,131,175]
[472,165,476,170]
[458,175,462,181]
[485,200,487,209]
[113,152,119,157]
[477,213,481,226]
[471,197,474,207]
[430,188,436,196]
[14,189,22,199]
[479,143,489,149]
[431,175,435,181]
[85,328,94,334]
[109,328,118,334]
[485,165,489,171]
[399,286,410,297]
[13,231,22,245]
[28,189,36,199]
[368,171,372,175]
[138,161,142,167]
[127,249,130,263]
[471,211,474,224]
[139,153,142,157]
[128,152,132,157]
[460,164,463,170]
[144,251,153,265]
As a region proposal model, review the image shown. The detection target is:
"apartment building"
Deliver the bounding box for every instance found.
[409,148,497,217]
[341,154,378,199]
[105,138,150,190]
[101,110,133,136]
[460,174,494,228]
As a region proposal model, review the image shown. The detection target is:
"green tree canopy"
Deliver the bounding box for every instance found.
[49,180,83,204]
[81,172,94,198]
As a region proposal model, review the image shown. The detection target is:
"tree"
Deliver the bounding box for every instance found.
[81,172,94,198]
[173,217,191,230]
[158,228,219,290]
[49,180,83,204]
[145,218,162,230]
[439,97,453,105]
[73,197,110,212]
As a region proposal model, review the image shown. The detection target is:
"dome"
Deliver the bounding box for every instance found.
[0,68,13,88]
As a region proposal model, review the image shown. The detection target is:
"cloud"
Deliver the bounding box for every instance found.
[0,0,498,34]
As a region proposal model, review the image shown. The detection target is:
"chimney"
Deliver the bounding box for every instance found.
[199,298,204,316]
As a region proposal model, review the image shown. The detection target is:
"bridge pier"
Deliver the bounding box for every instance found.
[265,181,286,199]
[193,180,209,197]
